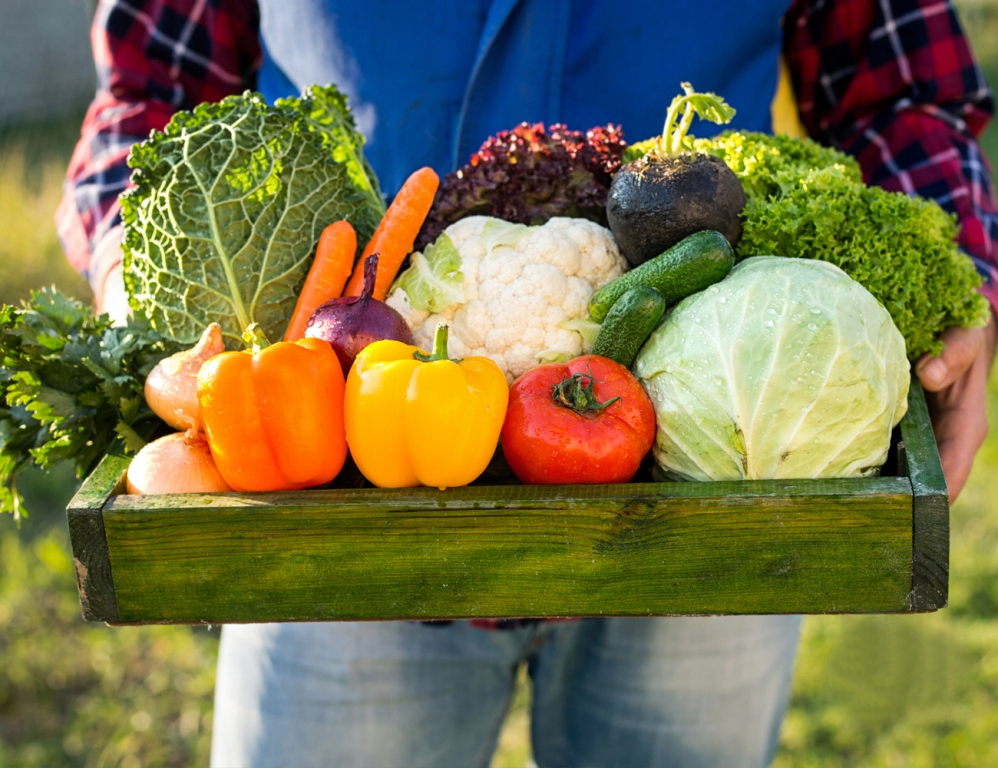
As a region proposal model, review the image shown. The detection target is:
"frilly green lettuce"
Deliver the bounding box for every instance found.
[624,130,989,359]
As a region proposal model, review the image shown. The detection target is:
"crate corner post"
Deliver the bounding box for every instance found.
[66,450,130,623]
[900,380,949,612]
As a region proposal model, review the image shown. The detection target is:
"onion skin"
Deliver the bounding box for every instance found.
[126,431,231,495]
[145,323,225,431]
[304,254,413,372]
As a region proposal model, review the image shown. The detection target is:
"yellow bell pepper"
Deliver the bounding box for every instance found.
[344,324,508,489]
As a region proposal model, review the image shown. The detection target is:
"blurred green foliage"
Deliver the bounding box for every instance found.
[0,116,89,307]
[2,1,998,765]
[0,521,217,768]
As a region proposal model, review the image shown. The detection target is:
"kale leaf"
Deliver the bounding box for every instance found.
[121,87,385,348]
[0,289,179,517]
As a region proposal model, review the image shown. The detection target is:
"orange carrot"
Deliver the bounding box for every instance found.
[284,220,357,341]
[344,167,439,300]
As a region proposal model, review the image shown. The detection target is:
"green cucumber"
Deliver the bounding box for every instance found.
[590,229,734,321]
[592,287,667,369]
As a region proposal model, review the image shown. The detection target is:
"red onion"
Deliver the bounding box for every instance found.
[304,254,414,372]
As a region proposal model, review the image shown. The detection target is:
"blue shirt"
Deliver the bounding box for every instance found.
[256,0,788,197]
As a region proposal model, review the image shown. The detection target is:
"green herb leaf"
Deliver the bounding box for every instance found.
[121,90,385,348]
[395,234,466,313]
[1,288,178,515]
[114,421,148,454]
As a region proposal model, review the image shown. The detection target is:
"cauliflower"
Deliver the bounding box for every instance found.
[387,216,626,382]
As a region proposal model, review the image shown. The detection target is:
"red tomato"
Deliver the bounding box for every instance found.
[501,355,656,484]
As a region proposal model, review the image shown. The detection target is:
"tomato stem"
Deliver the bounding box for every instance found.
[552,372,620,415]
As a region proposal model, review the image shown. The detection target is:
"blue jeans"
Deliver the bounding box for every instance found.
[211,616,801,768]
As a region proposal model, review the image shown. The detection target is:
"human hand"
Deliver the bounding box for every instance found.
[93,229,131,326]
[915,315,998,503]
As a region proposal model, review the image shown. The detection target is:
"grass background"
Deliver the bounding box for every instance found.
[2,2,998,764]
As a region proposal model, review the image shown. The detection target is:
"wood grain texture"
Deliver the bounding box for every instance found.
[900,380,949,611]
[69,379,950,624]
[65,449,129,623]
[101,477,913,623]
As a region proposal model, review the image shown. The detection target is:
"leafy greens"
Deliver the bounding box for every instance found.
[121,86,385,348]
[416,122,626,251]
[1,289,179,517]
[625,130,989,359]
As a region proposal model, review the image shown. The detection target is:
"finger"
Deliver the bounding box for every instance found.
[937,418,987,503]
[915,326,983,392]
[924,345,990,503]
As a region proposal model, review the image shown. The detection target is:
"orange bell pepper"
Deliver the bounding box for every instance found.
[196,325,347,492]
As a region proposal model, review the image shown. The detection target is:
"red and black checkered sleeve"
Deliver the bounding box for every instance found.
[784,0,998,315]
[56,0,260,302]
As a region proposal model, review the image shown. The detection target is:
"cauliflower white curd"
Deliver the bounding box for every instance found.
[386,216,626,382]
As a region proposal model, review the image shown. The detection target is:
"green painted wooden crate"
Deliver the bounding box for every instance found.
[66,379,947,625]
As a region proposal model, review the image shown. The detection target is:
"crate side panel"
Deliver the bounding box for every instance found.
[900,380,949,611]
[103,485,913,623]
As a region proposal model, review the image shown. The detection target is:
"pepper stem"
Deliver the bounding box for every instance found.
[552,372,621,415]
[413,323,457,363]
[242,323,271,354]
[361,253,380,300]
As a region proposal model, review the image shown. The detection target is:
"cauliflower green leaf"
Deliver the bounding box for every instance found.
[121,89,385,348]
[395,234,466,313]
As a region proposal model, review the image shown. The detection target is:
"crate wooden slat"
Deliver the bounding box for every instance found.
[67,379,947,625]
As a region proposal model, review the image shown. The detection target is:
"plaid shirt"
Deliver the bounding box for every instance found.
[59,0,998,312]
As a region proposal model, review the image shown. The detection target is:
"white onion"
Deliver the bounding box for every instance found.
[126,432,231,495]
[145,323,225,431]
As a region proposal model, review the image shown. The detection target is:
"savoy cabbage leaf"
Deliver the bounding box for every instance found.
[121,88,385,348]
[278,84,385,240]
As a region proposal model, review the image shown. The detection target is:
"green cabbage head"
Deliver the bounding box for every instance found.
[633,257,910,481]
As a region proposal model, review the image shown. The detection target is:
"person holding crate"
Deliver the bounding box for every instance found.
[59,1,998,766]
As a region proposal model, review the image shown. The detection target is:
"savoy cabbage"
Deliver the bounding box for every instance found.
[121,86,385,348]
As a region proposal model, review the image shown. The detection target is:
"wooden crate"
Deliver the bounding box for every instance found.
[67,379,947,625]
